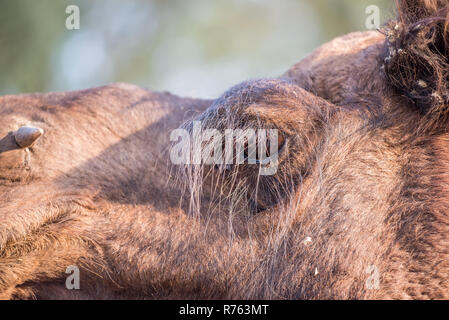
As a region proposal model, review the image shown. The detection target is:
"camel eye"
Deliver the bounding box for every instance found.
[245,131,287,165]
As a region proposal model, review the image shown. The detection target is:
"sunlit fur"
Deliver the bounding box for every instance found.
[2,0,449,299]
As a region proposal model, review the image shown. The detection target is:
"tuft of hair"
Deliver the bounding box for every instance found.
[383,0,449,127]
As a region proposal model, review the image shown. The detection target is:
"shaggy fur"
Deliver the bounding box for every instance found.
[2,0,449,299]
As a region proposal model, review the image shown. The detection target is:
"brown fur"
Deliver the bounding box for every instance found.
[2,0,449,299]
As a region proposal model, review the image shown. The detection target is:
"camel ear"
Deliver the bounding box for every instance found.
[396,0,448,23]
[383,0,449,126]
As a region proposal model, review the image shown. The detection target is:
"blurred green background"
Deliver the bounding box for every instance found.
[0,0,392,98]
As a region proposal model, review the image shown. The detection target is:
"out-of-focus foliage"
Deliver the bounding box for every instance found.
[0,0,391,98]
